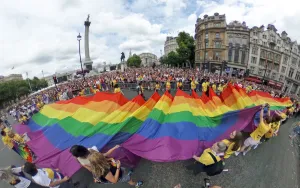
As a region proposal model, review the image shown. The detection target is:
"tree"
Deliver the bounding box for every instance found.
[167,51,181,67]
[159,55,168,66]
[176,31,195,68]
[29,77,48,91]
[127,54,142,67]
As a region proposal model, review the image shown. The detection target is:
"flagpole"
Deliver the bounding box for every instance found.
[26,72,32,92]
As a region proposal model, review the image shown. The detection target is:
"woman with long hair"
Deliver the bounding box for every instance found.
[88,151,143,187]
[222,131,243,159]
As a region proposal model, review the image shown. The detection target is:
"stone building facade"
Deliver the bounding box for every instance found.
[164,37,179,56]
[195,13,228,73]
[0,74,23,83]
[138,53,158,67]
[247,24,300,94]
[226,21,250,77]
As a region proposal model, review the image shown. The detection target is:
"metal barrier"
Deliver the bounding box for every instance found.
[115,81,195,92]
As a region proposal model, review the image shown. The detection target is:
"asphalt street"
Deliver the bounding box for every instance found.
[1,89,299,188]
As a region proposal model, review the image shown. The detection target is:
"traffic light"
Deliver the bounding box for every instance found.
[222,61,227,70]
[53,76,57,84]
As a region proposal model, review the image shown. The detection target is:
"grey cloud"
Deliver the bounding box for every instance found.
[30,54,54,64]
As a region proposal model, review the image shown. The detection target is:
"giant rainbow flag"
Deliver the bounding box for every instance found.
[15,84,292,176]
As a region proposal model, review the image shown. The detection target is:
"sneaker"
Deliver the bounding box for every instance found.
[127,169,133,176]
[136,181,143,187]
[242,151,248,156]
[235,151,240,156]
[253,144,259,150]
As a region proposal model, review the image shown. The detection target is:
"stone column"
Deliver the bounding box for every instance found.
[84,19,93,70]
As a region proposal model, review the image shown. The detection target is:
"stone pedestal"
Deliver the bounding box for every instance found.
[84,20,93,70]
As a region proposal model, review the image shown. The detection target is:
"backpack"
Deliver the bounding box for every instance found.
[204,152,225,176]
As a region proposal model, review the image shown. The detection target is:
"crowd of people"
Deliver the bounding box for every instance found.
[0,67,300,188]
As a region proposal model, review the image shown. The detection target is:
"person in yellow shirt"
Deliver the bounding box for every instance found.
[177,80,183,90]
[246,85,252,93]
[222,131,243,159]
[166,80,171,93]
[186,142,227,175]
[191,79,198,92]
[155,82,160,92]
[202,80,209,95]
[212,83,217,93]
[217,83,223,93]
[113,84,123,94]
[236,104,272,156]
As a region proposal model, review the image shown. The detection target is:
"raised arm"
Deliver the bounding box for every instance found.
[103,145,120,157]
[260,104,266,124]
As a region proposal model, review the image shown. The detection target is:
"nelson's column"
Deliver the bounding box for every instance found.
[84,14,93,70]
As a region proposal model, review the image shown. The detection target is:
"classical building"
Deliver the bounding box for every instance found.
[226,21,250,76]
[0,74,23,83]
[195,13,228,73]
[164,36,179,56]
[247,24,300,93]
[138,53,158,67]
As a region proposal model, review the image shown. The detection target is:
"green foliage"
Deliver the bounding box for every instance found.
[127,54,142,67]
[176,31,195,68]
[167,51,181,67]
[0,77,48,107]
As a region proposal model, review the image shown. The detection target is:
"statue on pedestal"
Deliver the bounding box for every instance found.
[86,14,90,22]
[121,52,125,62]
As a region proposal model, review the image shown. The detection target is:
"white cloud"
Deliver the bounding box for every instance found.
[0,0,300,78]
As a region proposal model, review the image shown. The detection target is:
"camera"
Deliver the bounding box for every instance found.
[202,178,210,188]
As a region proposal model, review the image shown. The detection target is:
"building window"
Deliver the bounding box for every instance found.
[259,59,265,66]
[277,40,281,44]
[288,68,294,78]
[281,66,286,73]
[241,50,246,64]
[205,33,208,39]
[205,52,208,58]
[253,32,257,36]
[252,46,258,55]
[234,44,240,62]
[250,66,255,73]
[274,64,279,72]
[228,43,233,62]
[263,35,267,39]
[251,56,257,64]
[215,33,220,38]
[279,75,284,81]
[292,57,297,66]
[296,72,300,81]
[214,52,220,60]
[258,68,263,75]
[283,56,289,65]
[298,60,300,68]
[215,42,221,48]
[205,42,209,48]
[260,50,265,58]
[205,24,208,29]
[215,23,221,27]
[271,72,276,79]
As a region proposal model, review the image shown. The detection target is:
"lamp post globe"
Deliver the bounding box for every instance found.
[77,33,81,41]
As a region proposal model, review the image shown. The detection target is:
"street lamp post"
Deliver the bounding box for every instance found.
[77,33,85,81]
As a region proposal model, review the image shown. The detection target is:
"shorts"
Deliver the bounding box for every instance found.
[99,168,131,184]
[244,137,260,147]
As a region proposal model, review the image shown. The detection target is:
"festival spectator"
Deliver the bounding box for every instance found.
[69,145,120,172]
[236,104,272,156]
[186,142,227,175]
[0,166,33,188]
[23,162,70,188]
[88,150,143,187]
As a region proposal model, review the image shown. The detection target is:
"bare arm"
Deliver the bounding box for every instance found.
[49,176,69,187]
[104,161,121,184]
[103,145,120,157]
[260,104,265,124]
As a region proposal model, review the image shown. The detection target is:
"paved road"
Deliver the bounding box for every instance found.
[1,90,299,188]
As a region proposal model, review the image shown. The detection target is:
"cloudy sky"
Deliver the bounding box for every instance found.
[1,0,300,78]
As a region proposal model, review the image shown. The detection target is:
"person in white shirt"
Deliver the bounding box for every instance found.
[23,162,70,188]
